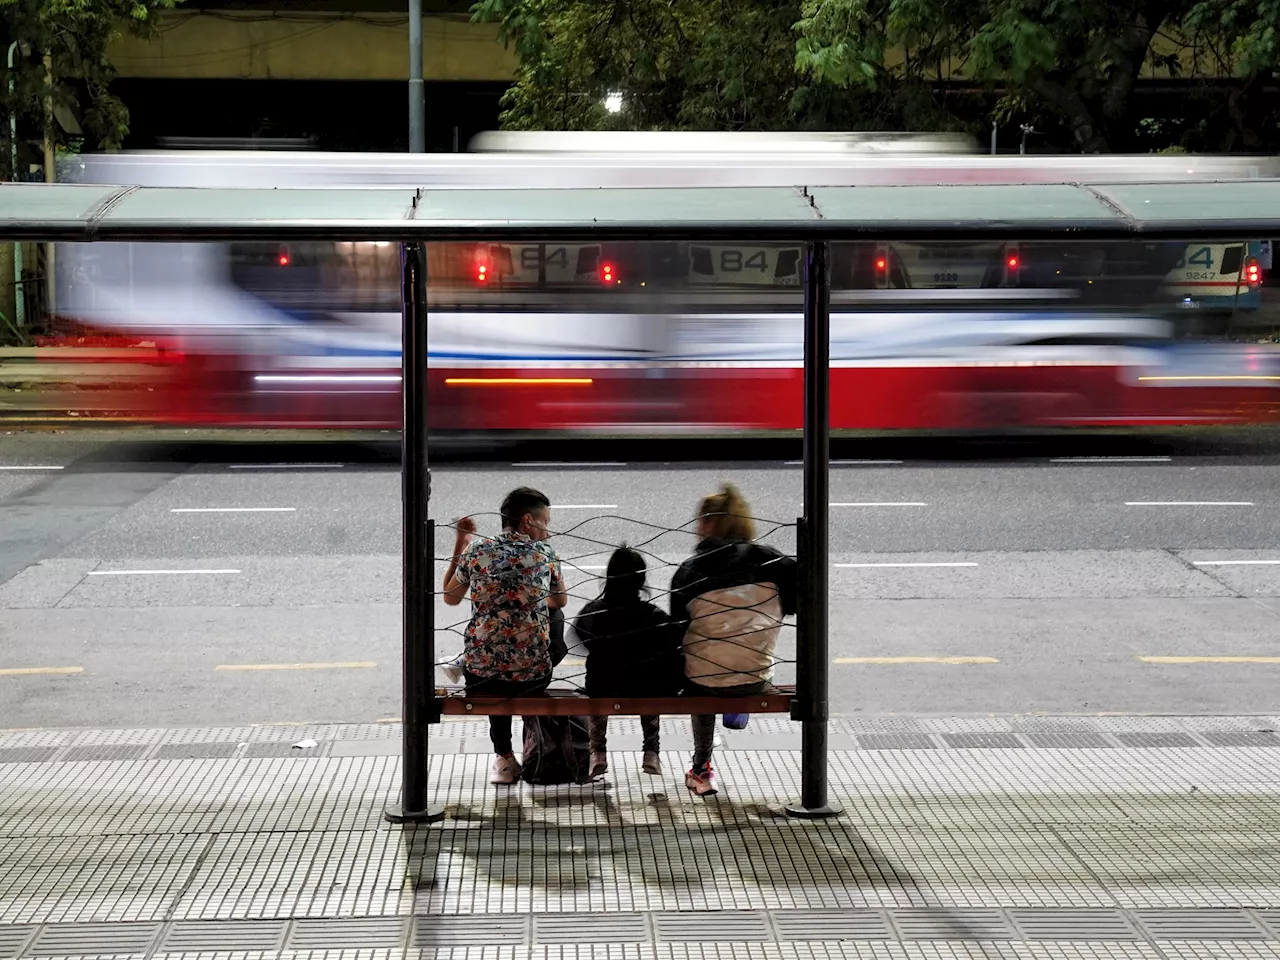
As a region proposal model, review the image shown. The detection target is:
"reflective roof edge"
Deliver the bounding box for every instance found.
[1,181,1278,241]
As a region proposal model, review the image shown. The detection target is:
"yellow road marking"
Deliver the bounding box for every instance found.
[0,666,84,676]
[216,661,377,671]
[833,656,999,665]
[1139,656,1280,664]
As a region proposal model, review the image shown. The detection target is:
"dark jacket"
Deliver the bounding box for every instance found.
[573,595,684,697]
[670,539,798,688]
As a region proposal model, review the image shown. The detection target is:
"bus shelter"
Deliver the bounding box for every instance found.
[2,174,1278,822]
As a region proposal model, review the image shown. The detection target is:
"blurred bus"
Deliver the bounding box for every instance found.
[51,142,1280,432]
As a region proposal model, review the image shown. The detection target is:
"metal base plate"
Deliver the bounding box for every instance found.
[783,799,844,819]
[383,802,445,824]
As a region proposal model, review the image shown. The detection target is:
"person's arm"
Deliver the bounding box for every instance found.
[774,553,799,617]
[441,517,476,606]
[545,551,568,609]
[669,562,692,625]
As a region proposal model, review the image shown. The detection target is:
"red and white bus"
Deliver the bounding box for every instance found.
[53,136,1280,432]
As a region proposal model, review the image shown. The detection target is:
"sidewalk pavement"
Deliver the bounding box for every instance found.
[4,713,1280,959]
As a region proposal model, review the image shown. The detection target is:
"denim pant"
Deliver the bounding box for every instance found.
[589,715,660,754]
[688,679,767,772]
[464,670,550,756]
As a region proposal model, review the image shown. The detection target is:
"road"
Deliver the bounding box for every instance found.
[2,427,1279,728]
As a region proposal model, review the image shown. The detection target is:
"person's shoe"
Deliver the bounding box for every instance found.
[589,751,609,779]
[685,765,717,796]
[441,657,465,685]
[642,751,663,775]
[490,754,521,785]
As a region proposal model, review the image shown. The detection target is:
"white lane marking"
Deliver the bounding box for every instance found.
[834,656,998,665]
[228,463,345,470]
[830,502,927,507]
[88,569,242,576]
[515,461,627,467]
[574,565,608,570]
[836,562,978,568]
[0,666,83,676]
[785,459,903,465]
[555,504,619,510]
[0,465,64,471]
[1192,560,1280,566]
[171,507,297,514]
[1125,501,1254,506]
[1052,456,1171,463]
[216,661,376,671]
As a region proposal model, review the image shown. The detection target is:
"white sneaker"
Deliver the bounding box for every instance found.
[491,754,521,785]
[441,658,464,684]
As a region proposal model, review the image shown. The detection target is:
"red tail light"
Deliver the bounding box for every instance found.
[1007,255,1019,269]
[875,257,887,272]
[1247,258,1262,287]
[278,252,290,266]
[477,263,488,282]
[601,262,616,283]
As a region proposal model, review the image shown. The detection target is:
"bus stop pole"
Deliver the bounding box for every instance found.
[786,240,842,819]
[386,241,444,824]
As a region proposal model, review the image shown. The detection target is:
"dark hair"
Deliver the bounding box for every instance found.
[601,545,647,604]
[500,486,550,530]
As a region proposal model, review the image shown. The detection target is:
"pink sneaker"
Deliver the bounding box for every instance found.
[685,765,717,796]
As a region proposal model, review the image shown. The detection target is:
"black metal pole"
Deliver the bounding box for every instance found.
[786,240,841,819]
[386,241,443,824]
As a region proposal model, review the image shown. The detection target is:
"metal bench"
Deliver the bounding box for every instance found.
[436,684,796,717]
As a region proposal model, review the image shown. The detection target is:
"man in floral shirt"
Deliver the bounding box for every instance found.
[443,486,567,784]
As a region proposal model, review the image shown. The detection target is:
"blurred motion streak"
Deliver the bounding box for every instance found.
[29,135,1280,432]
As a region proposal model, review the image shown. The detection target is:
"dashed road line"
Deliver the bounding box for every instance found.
[785,459,903,465]
[1125,501,1254,507]
[216,662,377,671]
[515,461,627,467]
[88,569,242,576]
[554,504,619,510]
[834,656,998,665]
[228,463,345,470]
[835,562,978,569]
[170,507,297,514]
[0,465,64,471]
[830,502,927,507]
[1052,456,1171,463]
[1139,656,1280,664]
[0,666,84,676]
[1192,560,1280,566]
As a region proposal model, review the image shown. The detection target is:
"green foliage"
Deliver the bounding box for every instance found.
[1,0,181,176]
[796,0,1280,151]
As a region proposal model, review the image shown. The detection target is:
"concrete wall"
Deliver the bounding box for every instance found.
[108,11,516,82]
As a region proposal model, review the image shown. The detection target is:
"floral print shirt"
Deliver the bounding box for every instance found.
[456,530,564,681]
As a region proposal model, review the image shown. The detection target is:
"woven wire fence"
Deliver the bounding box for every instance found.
[432,509,798,704]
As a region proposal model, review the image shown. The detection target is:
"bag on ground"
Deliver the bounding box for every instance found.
[520,714,592,784]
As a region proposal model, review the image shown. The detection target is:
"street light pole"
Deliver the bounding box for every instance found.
[408,0,424,153]
[7,41,25,328]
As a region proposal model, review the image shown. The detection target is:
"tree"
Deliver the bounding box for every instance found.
[794,0,1280,152]
[471,0,891,132]
[1,0,181,179]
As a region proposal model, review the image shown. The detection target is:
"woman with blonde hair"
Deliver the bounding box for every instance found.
[670,483,797,796]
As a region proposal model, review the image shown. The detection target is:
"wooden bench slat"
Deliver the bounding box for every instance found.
[435,685,795,717]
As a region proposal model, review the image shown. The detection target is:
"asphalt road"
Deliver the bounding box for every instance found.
[3,427,1280,728]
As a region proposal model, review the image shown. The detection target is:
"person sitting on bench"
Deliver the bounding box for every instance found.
[671,484,796,797]
[573,545,683,780]
[442,486,567,785]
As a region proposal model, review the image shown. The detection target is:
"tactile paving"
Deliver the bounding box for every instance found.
[1132,910,1269,940]
[27,922,160,955]
[1007,909,1139,940]
[534,914,650,944]
[772,910,894,941]
[290,917,407,949]
[160,919,288,952]
[654,912,771,942]
[890,910,1013,940]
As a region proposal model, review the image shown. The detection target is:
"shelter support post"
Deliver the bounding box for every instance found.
[408,0,425,153]
[386,241,444,824]
[786,240,842,820]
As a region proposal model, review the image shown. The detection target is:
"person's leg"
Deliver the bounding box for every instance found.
[641,714,662,775]
[690,713,716,771]
[640,715,660,753]
[588,716,609,778]
[589,716,609,753]
[466,670,549,783]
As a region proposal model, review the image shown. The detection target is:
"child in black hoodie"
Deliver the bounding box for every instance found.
[573,546,683,779]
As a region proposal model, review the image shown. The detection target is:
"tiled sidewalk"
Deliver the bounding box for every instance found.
[3,715,1280,959]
